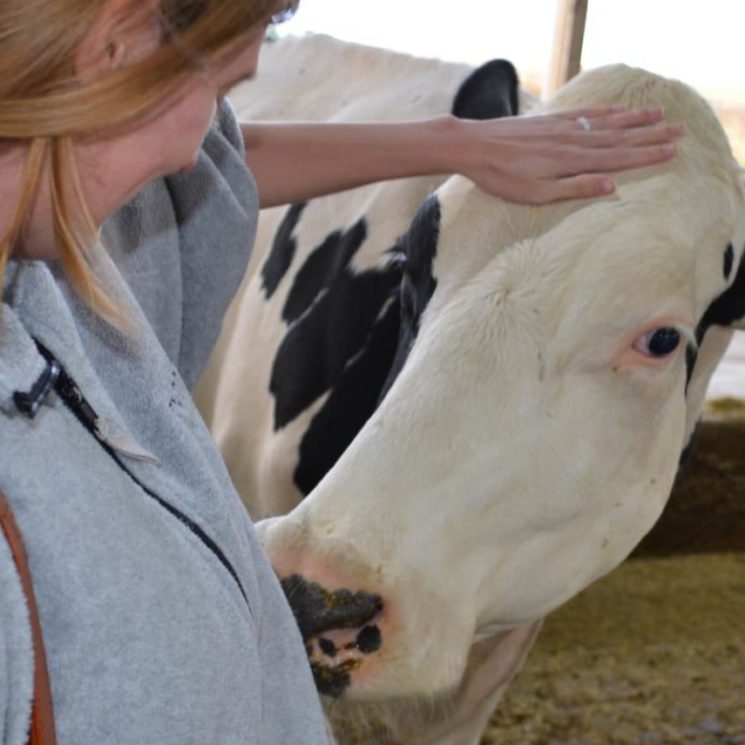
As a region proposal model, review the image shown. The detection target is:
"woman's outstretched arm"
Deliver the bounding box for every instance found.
[241,107,682,209]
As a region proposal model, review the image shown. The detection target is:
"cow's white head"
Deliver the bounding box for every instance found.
[259,64,745,706]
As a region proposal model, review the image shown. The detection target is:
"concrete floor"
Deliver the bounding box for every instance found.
[487,554,745,744]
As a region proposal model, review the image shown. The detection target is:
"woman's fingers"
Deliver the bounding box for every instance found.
[546,174,617,203]
[541,138,675,202]
[497,173,616,205]
[565,141,677,175]
[563,122,684,148]
[497,109,682,145]
[552,106,628,121]
[583,107,667,131]
[470,140,677,204]
[553,106,664,128]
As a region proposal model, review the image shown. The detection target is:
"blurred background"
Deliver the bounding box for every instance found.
[279,0,745,163]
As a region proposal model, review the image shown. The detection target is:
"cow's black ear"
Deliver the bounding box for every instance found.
[451,59,519,120]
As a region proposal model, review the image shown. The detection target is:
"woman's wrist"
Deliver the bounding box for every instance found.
[426,114,481,179]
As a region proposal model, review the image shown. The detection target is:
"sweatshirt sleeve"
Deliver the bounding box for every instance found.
[103,99,259,390]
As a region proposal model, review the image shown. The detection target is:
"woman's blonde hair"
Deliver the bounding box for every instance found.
[0,0,295,324]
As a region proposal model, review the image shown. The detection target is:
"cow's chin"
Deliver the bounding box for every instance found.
[258,518,474,704]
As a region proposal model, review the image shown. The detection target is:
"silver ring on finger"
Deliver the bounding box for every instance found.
[576,116,592,132]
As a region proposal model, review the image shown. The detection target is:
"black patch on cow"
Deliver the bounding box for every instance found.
[294,295,402,494]
[378,196,442,402]
[291,199,440,495]
[282,219,367,324]
[270,238,402,433]
[260,202,306,298]
[451,59,519,120]
[681,243,743,464]
[696,246,745,343]
[724,242,734,280]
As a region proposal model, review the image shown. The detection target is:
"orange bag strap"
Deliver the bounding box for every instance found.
[0,489,57,745]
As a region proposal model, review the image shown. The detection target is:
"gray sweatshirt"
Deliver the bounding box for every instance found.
[0,101,330,745]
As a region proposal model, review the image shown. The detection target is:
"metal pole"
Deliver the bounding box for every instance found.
[544,0,589,96]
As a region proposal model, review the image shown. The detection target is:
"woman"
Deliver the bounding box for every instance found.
[0,1,681,743]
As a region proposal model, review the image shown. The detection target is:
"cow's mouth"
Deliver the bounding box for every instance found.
[280,574,384,697]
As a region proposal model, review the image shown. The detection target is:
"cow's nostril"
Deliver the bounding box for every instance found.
[280,573,384,640]
[318,637,337,657]
[356,624,382,653]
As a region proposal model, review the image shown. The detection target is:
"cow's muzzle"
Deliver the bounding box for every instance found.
[281,574,384,697]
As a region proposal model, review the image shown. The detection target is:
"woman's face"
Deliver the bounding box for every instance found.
[145,33,265,175]
[76,26,265,227]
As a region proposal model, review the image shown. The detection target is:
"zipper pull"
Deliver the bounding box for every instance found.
[30,338,160,466]
[13,357,61,419]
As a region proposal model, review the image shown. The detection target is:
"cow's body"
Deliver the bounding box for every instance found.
[196,35,534,520]
[195,35,745,745]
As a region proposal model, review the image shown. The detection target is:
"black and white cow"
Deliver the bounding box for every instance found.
[195,35,745,745]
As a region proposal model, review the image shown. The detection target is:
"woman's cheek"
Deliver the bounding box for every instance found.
[173,92,217,171]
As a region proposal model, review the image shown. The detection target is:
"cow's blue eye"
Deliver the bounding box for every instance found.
[646,327,681,356]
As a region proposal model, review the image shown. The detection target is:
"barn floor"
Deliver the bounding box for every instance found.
[486,406,745,744]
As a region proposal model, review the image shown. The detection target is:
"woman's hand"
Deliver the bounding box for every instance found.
[243,107,683,208]
[454,106,684,204]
